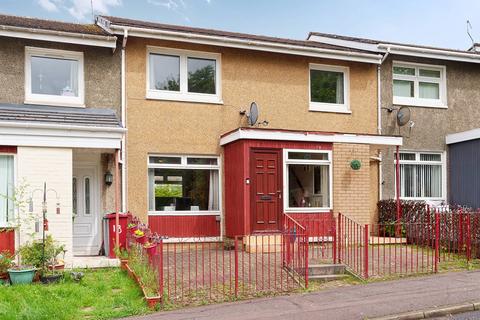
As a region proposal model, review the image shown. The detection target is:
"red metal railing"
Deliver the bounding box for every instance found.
[126,215,309,306]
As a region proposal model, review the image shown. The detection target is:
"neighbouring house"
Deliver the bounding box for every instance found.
[97,16,402,240]
[0,15,125,264]
[308,32,480,207]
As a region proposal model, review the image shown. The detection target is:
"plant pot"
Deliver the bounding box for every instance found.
[40,273,62,284]
[48,263,65,271]
[120,259,128,271]
[144,244,157,257]
[8,268,36,285]
[128,226,138,235]
[135,235,146,245]
[142,286,161,309]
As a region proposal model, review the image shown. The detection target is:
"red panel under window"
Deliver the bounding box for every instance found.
[0,146,17,154]
[148,215,220,238]
[0,229,15,255]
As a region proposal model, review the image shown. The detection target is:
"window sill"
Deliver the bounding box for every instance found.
[146,91,223,105]
[309,102,351,114]
[393,97,447,109]
[148,211,221,216]
[24,99,85,108]
[284,208,332,213]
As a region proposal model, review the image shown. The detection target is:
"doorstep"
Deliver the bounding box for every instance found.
[67,256,120,269]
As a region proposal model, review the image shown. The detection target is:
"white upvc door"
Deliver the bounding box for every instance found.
[72,166,101,256]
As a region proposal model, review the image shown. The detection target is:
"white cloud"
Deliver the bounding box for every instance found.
[67,0,122,21]
[147,0,191,22]
[37,0,60,12]
[37,0,122,21]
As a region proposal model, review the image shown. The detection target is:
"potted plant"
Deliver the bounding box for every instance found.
[127,222,138,234]
[114,245,129,271]
[133,229,146,244]
[18,235,65,284]
[8,265,37,285]
[0,251,14,281]
[143,241,157,257]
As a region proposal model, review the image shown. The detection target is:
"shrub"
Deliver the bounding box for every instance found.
[377,199,427,224]
[18,235,65,270]
[0,251,14,274]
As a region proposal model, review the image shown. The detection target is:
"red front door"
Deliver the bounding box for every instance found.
[251,149,282,232]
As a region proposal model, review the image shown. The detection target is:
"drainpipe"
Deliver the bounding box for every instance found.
[377,48,390,202]
[120,28,128,213]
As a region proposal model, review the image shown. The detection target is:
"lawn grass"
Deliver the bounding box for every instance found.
[0,268,150,320]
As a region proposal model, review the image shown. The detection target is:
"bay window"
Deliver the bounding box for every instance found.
[393,62,446,108]
[284,150,332,211]
[147,46,221,104]
[0,155,14,226]
[395,151,445,200]
[148,155,220,214]
[25,47,84,107]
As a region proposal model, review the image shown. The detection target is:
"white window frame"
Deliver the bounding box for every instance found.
[25,46,85,107]
[0,153,16,228]
[147,154,222,216]
[392,61,447,109]
[309,63,350,114]
[146,46,222,104]
[394,151,446,201]
[283,149,333,212]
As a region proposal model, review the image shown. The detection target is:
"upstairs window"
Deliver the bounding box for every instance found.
[393,62,446,108]
[309,64,350,113]
[25,47,84,107]
[147,47,222,104]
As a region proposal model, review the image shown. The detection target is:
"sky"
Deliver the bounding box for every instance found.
[2,0,480,50]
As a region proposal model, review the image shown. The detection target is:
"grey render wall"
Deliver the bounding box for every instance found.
[380,55,480,200]
[449,139,480,209]
[0,36,121,114]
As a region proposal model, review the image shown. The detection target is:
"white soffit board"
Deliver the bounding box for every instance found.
[446,128,480,145]
[220,129,403,146]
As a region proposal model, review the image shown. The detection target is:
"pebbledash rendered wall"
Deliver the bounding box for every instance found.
[0,36,122,216]
[125,36,382,233]
[380,55,480,201]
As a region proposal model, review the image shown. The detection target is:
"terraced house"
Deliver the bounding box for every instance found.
[0,15,124,265]
[308,33,480,208]
[96,16,402,240]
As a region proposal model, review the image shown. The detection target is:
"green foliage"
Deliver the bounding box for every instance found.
[114,246,129,260]
[0,268,149,320]
[0,251,14,274]
[310,70,343,104]
[377,199,427,224]
[128,244,160,297]
[155,184,182,198]
[18,235,65,271]
[155,77,180,91]
[188,64,215,94]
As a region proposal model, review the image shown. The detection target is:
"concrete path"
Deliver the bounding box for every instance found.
[127,270,480,320]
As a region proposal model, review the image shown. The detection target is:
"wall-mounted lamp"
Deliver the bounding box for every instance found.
[105,171,113,186]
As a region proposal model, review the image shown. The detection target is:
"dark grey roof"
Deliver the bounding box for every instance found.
[308,32,480,55]
[0,104,122,128]
[101,16,375,54]
[0,14,110,36]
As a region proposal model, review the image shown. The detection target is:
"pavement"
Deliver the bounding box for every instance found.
[126,270,480,320]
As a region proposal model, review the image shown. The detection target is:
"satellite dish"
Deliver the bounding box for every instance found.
[396,106,411,126]
[247,102,259,126]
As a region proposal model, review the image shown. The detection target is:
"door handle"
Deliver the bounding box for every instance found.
[277,190,282,199]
